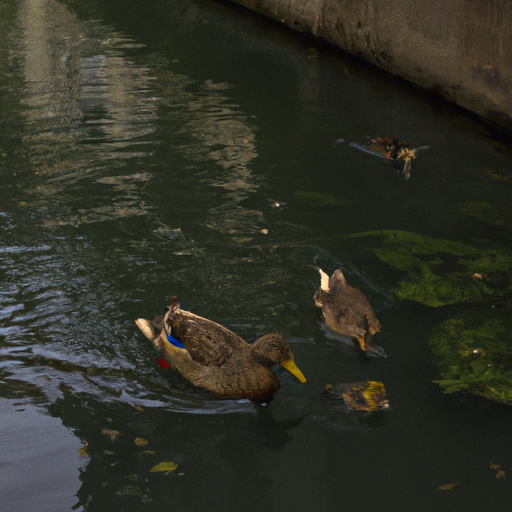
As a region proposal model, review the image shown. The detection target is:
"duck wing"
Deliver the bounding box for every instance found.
[169,309,246,367]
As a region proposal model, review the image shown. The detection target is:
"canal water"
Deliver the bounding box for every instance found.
[1,0,512,510]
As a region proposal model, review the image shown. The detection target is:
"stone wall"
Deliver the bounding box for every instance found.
[226,0,512,132]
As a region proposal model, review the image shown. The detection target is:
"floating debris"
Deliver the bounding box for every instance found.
[438,482,459,491]
[150,461,178,475]
[269,199,286,208]
[101,429,120,442]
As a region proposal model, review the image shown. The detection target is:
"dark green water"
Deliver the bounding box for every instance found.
[1,0,512,510]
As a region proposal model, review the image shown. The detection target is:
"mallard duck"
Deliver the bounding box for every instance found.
[314,268,381,353]
[368,137,416,178]
[135,298,306,402]
[324,381,389,411]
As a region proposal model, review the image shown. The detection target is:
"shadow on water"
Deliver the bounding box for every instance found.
[2,0,512,511]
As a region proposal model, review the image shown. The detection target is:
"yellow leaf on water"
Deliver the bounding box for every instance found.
[135,437,148,446]
[143,450,156,455]
[134,405,144,412]
[490,461,500,470]
[79,447,88,457]
[150,461,178,475]
[496,470,506,479]
[438,482,459,490]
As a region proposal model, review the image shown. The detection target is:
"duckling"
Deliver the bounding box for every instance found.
[324,381,389,412]
[136,299,306,402]
[314,268,381,353]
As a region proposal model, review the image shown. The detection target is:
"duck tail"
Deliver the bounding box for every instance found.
[318,268,330,292]
[164,296,180,313]
[170,296,180,312]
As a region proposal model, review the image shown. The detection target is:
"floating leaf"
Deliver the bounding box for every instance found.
[134,405,144,412]
[496,470,506,479]
[490,462,501,470]
[143,450,156,455]
[135,437,148,446]
[438,482,459,490]
[104,450,115,455]
[78,446,88,457]
[101,429,120,441]
[150,461,178,475]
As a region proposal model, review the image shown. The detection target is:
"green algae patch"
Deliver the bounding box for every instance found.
[294,190,352,207]
[429,309,512,404]
[461,201,512,229]
[346,230,512,307]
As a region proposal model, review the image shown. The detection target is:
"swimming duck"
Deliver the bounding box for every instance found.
[368,137,416,178]
[314,268,381,353]
[324,381,389,412]
[368,137,409,159]
[135,298,306,402]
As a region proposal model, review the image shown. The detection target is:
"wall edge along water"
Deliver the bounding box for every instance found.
[223,0,512,135]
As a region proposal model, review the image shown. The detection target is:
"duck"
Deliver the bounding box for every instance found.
[324,381,389,412]
[314,268,381,354]
[368,137,416,178]
[135,298,306,402]
[368,136,410,159]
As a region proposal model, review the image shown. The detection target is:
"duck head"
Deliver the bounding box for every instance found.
[251,334,307,383]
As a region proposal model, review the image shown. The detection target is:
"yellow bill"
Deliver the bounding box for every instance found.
[281,358,307,383]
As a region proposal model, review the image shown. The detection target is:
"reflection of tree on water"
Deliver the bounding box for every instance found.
[14,0,261,234]
[14,0,157,225]
[155,72,261,240]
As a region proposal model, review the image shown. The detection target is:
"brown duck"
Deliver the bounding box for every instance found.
[368,137,410,159]
[314,268,381,353]
[368,136,417,178]
[135,299,306,402]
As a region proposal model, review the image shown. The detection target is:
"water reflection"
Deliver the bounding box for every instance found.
[2,1,512,511]
[0,397,83,512]
[2,0,276,418]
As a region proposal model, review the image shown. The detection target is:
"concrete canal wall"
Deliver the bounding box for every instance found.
[226,0,512,132]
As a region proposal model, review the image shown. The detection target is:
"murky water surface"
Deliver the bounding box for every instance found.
[1,0,512,510]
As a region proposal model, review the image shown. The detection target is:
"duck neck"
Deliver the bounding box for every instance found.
[249,335,278,366]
